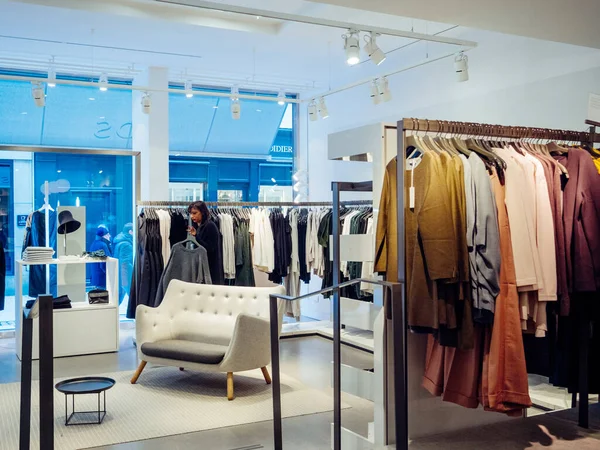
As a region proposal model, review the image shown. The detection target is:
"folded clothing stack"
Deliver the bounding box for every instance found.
[23,247,55,262]
[25,295,72,310]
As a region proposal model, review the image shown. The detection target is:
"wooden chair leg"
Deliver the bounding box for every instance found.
[227,372,234,401]
[130,361,147,384]
[261,366,272,385]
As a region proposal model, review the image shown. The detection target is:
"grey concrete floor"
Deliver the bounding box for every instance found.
[0,325,375,449]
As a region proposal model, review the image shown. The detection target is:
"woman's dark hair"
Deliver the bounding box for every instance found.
[188,201,210,224]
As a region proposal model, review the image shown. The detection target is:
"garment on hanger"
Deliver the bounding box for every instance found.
[169,209,188,248]
[250,208,275,274]
[297,209,311,284]
[195,218,224,286]
[155,242,212,306]
[156,209,172,267]
[284,209,301,318]
[234,219,255,287]
[268,209,292,284]
[219,213,236,280]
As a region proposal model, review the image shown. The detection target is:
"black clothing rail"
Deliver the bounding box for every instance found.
[136,200,373,207]
[20,295,54,450]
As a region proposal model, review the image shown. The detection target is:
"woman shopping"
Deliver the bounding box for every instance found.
[188,201,224,285]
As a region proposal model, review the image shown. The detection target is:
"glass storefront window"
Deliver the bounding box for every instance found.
[218,190,244,203]
[169,182,205,202]
[258,185,293,203]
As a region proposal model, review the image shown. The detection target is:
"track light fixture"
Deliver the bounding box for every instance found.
[377,77,392,102]
[318,97,329,119]
[370,80,381,105]
[364,32,386,66]
[231,87,241,119]
[343,30,361,66]
[277,89,286,106]
[31,82,45,107]
[454,52,469,82]
[184,80,193,98]
[141,92,151,114]
[47,65,56,88]
[99,73,108,91]
[308,99,318,122]
[293,169,307,182]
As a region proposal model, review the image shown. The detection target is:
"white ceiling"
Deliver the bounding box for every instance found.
[310,0,600,50]
[1,0,598,98]
[0,0,462,93]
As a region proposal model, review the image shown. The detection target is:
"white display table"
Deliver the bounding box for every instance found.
[15,257,120,360]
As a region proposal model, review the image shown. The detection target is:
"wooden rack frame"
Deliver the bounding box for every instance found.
[402,118,600,143]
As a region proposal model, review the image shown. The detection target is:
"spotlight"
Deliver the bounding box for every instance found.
[231,100,241,120]
[370,80,380,105]
[31,82,45,107]
[47,65,56,88]
[184,80,193,98]
[141,92,151,114]
[454,52,469,82]
[343,30,360,66]
[277,89,286,106]
[378,77,392,102]
[318,97,329,119]
[364,32,386,66]
[308,99,318,122]
[99,72,108,91]
[293,180,307,192]
[293,169,307,182]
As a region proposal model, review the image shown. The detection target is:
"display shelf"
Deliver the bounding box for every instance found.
[18,257,110,266]
[15,257,120,360]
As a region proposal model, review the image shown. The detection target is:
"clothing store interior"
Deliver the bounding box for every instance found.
[0,1,599,449]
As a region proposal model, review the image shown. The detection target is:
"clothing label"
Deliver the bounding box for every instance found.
[409,186,415,209]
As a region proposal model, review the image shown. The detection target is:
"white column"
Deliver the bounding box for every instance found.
[133,67,169,201]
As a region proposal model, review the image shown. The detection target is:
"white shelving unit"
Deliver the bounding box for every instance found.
[15,257,120,360]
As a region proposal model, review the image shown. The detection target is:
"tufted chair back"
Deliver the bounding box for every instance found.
[160,279,286,346]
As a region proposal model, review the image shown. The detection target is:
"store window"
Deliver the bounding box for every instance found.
[169,182,205,202]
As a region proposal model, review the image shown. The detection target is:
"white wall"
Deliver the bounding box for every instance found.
[301,31,600,200]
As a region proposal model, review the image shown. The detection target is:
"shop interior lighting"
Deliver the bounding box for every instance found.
[99,73,108,91]
[31,82,45,107]
[231,87,241,119]
[370,79,381,105]
[308,99,318,121]
[141,92,152,114]
[377,76,392,102]
[364,32,386,66]
[318,97,329,119]
[293,169,307,182]
[184,79,194,98]
[454,52,469,82]
[343,30,361,66]
[47,64,56,88]
[277,89,286,105]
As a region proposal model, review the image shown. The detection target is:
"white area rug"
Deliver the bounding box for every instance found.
[0,366,341,450]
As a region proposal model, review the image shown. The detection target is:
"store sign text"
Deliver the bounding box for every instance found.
[270,145,293,154]
[94,121,133,142]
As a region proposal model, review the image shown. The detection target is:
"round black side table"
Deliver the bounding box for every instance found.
[55,377,116,425]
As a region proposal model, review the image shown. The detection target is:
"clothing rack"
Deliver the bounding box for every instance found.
[136,200,373,208]
[393,119,598,448]
[401,118,600,144]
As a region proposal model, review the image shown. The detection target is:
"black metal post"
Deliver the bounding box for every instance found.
[395,123,409,450]
[331,182,342,450]
[38,295,54,450]
[578,300,590,429]
[269,294,283,450]
[19,313,33,450]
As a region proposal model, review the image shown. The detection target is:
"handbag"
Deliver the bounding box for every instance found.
[88,289,110,304]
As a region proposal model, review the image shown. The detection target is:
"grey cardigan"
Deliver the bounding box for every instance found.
[155,242,212,307]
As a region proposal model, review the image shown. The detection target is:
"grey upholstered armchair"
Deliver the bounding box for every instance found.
[131,279,285,400]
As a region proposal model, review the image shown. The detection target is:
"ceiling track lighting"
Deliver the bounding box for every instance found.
[455,52,469,82]
[31,82,45,107]
[141,92,151,114]
[308,99,318,122]
[47,63,56,88]
[277,89,286,106]
[99,72,108,91]
[184,79,193,98]
[364,32,386,66]
[370,80,381,105]
[378,76,392,102]
[343,30,361,66]
[231,87,241,119]
[318,97,329,119]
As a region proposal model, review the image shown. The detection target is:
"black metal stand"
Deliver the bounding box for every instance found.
[64,391,107,426]
[19,295,54,450]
